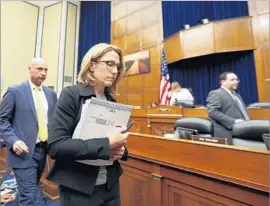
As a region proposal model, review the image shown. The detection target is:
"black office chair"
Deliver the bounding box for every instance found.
[248,102,270,108]
[174,117,213,136]
[232,120,269,149]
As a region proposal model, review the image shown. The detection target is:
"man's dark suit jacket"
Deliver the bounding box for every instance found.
[46,84,127,196]
[206,87,247,144]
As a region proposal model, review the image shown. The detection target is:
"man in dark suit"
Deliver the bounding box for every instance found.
[0,57,57,206]
[206,72,249,144]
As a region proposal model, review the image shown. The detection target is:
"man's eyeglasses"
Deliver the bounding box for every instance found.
[93,60,122,72]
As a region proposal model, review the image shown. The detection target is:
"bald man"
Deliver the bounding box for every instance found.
[0,57,57,206]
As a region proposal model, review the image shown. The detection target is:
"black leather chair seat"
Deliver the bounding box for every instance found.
[232,120,269,142]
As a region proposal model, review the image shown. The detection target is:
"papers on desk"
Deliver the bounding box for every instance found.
[72,97,133,166]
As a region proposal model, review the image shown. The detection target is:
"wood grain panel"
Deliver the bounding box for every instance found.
[214,17,254,52]
[183,108,209,119]
[257,13,270,47]
[148,45,161,65]
[150,123,174,136]
[142,65,160,90]
[126,12,141,34]
[127,93,143,106]
[116,76,127,94]
[163,32,182,64]
[181,23,215,59]
[112,2,162,106]
[126,1,141,14]
[142,89,159,109]
[255,1,270,15]
[112,2,126,21]
[127,133,270,192]
[141,2,160,27]
[254,47,270,101]
[140,1,155,8]
[163,179,250,206]
[126,31,140,53]
[127,74,143,93]
[113,18,126,37]
[142,24,160,48]
[129,118,149,134]
[112,36,126,53]
[120,165,151,206]
[115,93,127,104]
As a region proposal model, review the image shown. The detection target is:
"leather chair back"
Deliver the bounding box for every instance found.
[174,117,213,135]
[232,120,269,149]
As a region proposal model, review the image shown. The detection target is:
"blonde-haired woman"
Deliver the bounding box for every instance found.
[170,81,194,106]
[47,43,128,206]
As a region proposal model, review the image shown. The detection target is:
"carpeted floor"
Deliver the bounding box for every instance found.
[4,202,59,206]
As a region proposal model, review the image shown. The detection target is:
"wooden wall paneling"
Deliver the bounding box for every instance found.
[126,1,141,14]
[127,93,143,106]
[116,76,127,93]
[127,74,143,93]
[112,36,126,54]
[249,1,269,102]
[126,31,141,54]
[115,93,127,104]
[142,89,159,108]
[112,2,126,21]
[181,23,215,59]
[142,24,160,48]
[163,32,182,64]
[257,13,270,47]
[254,47,270,102]
[255,1,270,15]
[141,2,160,28]
[113,18,126,37]
[214,17,255,52]
[126,11,141,34]
[143,64,160,90]
[140,1,156,9]
[147,45,161,65]
[112,2,162,106]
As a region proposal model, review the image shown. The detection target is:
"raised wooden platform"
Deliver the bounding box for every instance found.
[120,133,270,206]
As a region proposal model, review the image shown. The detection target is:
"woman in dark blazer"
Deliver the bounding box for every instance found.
[46,43,128,206]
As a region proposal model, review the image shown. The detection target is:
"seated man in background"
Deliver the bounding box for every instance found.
[206,72,249,144]
[170,81,194,106]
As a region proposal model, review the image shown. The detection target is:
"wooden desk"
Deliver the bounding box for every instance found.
[130,107,270,136]
[120,133,269,206]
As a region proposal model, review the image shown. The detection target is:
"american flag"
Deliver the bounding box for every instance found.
[159,50,171,105]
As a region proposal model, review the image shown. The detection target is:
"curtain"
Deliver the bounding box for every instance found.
[77,1,111,73]
[168,51,258,106]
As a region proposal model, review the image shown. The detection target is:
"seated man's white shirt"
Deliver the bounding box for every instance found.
[170,88,194,105]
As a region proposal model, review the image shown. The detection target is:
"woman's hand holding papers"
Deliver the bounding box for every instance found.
[110,146,125,160]
[109,128,127,160]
